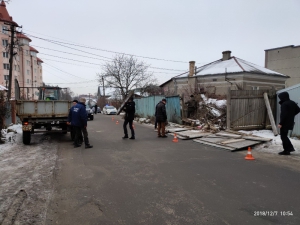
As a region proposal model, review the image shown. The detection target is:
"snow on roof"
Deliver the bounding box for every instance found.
[176,57,286,78]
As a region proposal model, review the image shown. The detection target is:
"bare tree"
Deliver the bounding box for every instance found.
[99,54,157,100]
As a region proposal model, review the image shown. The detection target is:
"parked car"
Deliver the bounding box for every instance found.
[86,105,94,120]
[103,106,117,115]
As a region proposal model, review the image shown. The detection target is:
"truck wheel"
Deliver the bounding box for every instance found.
[23,131,31,145]
[90,115,94,120]
[62,124,67,134]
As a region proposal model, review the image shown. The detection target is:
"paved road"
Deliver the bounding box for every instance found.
[45,113,300,225]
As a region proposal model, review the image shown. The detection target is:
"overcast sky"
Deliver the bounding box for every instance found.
[7,0,300,95]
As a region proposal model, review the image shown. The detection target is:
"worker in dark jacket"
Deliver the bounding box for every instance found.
[186,95,197,118]
[68,99,83,144]
[122,97,136,139]
[278,92,300,155]
[155,99,167,137]
[68,98,93,148]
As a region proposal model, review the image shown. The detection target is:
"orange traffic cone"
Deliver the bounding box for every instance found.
[132,124,135,129]
[245,147,255,160]
[116,120,119,125]
[112,117,114,121]
[172,133,179,143]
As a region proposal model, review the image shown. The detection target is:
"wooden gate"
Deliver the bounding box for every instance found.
[227,90,276,130]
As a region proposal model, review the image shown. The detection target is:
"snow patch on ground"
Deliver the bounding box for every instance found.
[239,130,300,155]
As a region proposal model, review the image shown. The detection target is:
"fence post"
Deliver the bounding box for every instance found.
[226,87,231,130]
[11,100,16,124]
[263,92,278,136]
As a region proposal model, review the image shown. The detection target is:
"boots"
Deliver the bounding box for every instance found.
[85,144,93,149]
[122,135,128,139]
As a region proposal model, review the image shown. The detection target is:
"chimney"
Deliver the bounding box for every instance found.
[222,51,231,60]
[189,61,195,77]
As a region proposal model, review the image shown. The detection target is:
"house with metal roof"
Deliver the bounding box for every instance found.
[160,51,289,96]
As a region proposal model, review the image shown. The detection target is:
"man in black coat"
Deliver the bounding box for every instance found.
[155,99,167,137]
[122,97,136,139]
[278,92,300,155]
[186,95,197,118]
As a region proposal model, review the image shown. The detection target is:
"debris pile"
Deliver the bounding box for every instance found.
[183,94,226,132]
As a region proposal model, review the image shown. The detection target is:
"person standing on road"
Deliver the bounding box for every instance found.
[68,98,93,148]
[155,99,167,137]
[122,97,136,140]
[94,104,98,114]
[278,92,300,155]
[154,101,159,130]
[68,100,83,145]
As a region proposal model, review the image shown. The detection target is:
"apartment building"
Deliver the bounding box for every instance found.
[265,45,300,88]
[0,0,43,99]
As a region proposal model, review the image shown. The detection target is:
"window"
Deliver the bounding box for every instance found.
[26,50,29,55]
[2,25,8,34]
[14,65,17,71]
[2,39,8,46]
[27,79,29,84]
[34,68,37,73]
[3,52,8,58]
[34,60,36,64]
[253,86,259,90]
[27,70,30,75]
[3,63,9,70]
[212,79,217,81]
[27,60,30,65]
[4,75,9,80]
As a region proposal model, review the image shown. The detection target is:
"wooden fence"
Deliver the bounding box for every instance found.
[227,90,276,130]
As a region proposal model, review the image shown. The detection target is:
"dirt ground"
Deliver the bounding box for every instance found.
[0,132,59,225]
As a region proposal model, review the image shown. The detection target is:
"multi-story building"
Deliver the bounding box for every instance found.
[265,45,300,88]
[0,0,43,99]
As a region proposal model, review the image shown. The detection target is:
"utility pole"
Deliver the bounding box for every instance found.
[7,23,15,100]
[102,76,105,97]
[6,23,21,100]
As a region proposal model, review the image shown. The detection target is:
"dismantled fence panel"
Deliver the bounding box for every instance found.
[228,90,276,130]
[193,134,261,151]
[174,130,211,140]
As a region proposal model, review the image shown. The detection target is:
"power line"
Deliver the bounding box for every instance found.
[45,79,97,85]
[31,45,111,62]
[25,33,189,64]
[41,58,100,69]
[24,33,188,71]
[43,63,88,80]
[39,52,185,71]
[40,53,103,66]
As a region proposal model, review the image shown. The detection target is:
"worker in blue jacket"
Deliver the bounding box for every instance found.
[68,98,93,148]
